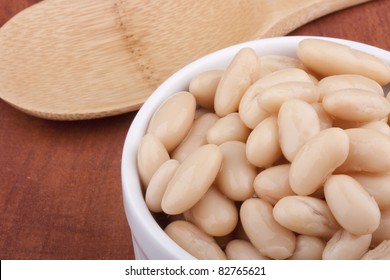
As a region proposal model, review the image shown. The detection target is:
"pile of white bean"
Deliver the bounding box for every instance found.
[137,38,390,260]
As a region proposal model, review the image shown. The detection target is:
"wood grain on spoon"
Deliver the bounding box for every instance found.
[0,0,371,120]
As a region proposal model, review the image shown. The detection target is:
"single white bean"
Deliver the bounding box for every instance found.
[238,84,269,129]
[137,133,170,188]
[172,113,219,162]
[349,173,390,210]
[288,235,326,260]
[246,116,282,168]
[257,81,319,114]
[324,174,381,235]
[189,70,224,110]
[162,144,222,215]
[240,198,296,260]
[147,91,196,152]
[322,229,372,260]
[214,48,260,117]
[318,74,384,100]
[297,38,390,85]
[145,159,180,212]
[278,99,321,161]
[337,128,390,173]
[225,239,271,260]
[253,164,295,205]
[186,187,238,237]
[322,88,390,123]
[289,127,349,195]
[216,141,256,201]
[164,220,226,260]
[273,195,340,239]
[206,113,251,145]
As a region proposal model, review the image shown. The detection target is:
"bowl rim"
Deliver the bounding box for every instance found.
[121,35,390,260]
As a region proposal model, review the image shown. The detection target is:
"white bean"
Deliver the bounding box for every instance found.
[322,88,390,123]
[145,159,180,212]
[278,99,321,161]
[164,220,226,260]
[147,91,196,151]
[172,113,219,162]
[324,174,381,235]
[162,144,222,215]
[240,198,296,259]
[185,187,238,237]
[322,229,371,260]
[257,81,319,113]
[189,70,224,110]
[289,127,349,195]
[206,113,251,145]
[253,164,294,205]
[349,173,390,210]
[273,195,340,239]
[318,74,384,100]
[216,141,256,201]
[137,133,170,188]
[337,128,390,173]
[214,48,260,117]
[297,38,390,85]
[246,116,282,168]
[288,235,325,260]
[225,239,271,260]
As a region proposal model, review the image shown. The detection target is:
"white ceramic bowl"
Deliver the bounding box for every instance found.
[121,36,390,260]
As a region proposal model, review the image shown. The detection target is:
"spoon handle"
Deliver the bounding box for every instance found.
[255,0,373,37]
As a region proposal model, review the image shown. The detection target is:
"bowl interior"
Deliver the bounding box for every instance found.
[121,36,390,259]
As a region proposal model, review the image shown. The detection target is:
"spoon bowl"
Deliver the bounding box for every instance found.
[0,0,371,120]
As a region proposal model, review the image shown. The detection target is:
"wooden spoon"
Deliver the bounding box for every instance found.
[0,0,371,120]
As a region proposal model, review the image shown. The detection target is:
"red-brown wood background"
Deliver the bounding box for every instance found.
[1,0,390,259]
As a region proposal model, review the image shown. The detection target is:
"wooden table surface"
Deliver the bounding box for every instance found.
[1,0,390,260]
